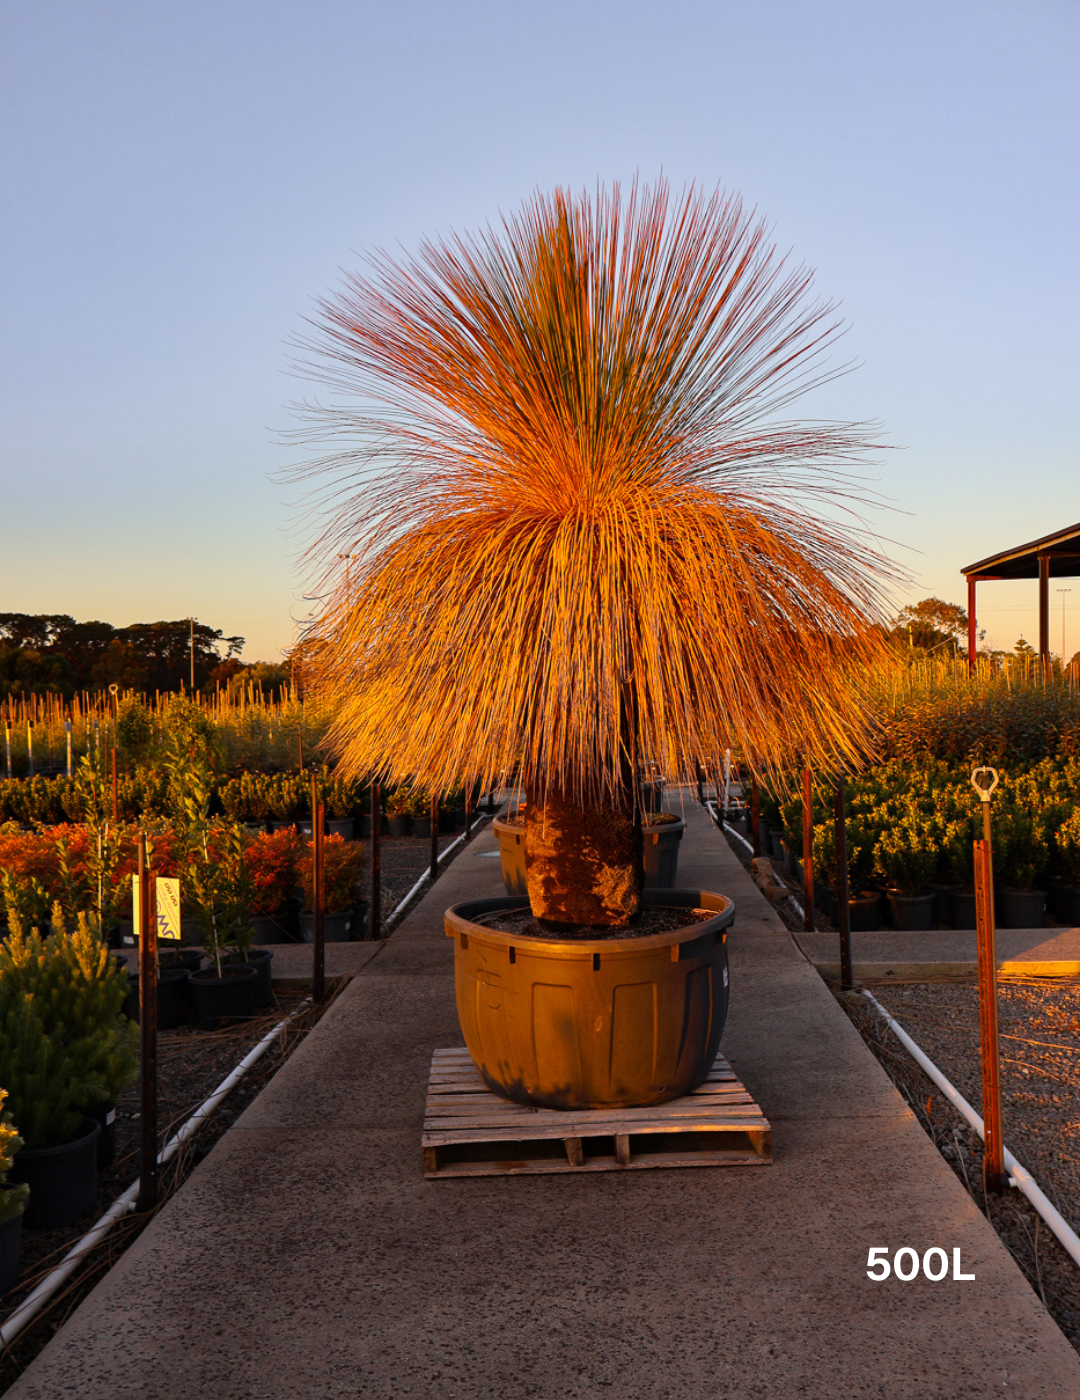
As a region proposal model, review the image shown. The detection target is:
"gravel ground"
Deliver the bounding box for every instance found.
[838,982,1080,1354]
[716,813,1080,1355]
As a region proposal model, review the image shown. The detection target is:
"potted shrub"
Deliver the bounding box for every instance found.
[299,834,367,941]
[1053,808,1080,925]
[2,916,136,1224]
[873,812,937,930]
[321,772,357,839]
[243,828,301,944]
[0,1089,29,1291]
[993,801,1049,928]
[297,180,892,1108]
[384,787,413,838]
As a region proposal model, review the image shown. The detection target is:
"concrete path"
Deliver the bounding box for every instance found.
[10,799,1080,1398]
[797,927,1080,981]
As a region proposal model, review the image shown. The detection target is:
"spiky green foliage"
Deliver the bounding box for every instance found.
[0,1088,29,1223]
[292,180,897,801]
[0,914,136,1149]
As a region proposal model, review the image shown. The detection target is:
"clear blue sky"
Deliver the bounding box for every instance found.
[3,0,1078,661]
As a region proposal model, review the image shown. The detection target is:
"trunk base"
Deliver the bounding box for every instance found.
[524,788,642,926]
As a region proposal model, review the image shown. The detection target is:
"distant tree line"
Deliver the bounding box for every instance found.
[0,613,285,698]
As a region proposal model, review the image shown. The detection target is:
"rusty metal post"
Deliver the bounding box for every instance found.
[967,576,978,674]
[972,767,1007,1195]
[464,786,473,842]
[137,835,158,1212]
[370,780,381,940]
[65,718,72,779]
[312,775,325,1003]
[750,779,761,856]
[1039,555,1050,673]
[26,721,34,778]
[802,768,815,933]
[112,740,119,824]
[430,793,439,883]
[834,773,853,990]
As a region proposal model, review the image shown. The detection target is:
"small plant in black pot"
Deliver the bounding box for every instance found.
[0,913,136,1225]
[299,835,367,942]
[0,1089,30,1291]
[873,813,936,930]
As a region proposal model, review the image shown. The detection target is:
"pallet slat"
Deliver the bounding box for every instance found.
[422,1048,772,1178]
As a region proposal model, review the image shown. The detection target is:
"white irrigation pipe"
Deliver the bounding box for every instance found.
[860,989,1080,1271]
[1,1000,310,1349]
[385,814,492,928]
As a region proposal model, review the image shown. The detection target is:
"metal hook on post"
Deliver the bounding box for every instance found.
[971,765,1007,1197]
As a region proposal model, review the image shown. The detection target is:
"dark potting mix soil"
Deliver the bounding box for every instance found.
[470,904,715,941]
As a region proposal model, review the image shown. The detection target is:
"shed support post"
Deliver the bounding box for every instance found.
[1039,555,1051,671]
[967,576,978,674]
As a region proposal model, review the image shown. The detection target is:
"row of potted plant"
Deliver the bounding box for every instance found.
[0,822,368,951]
[759,755,1080,929]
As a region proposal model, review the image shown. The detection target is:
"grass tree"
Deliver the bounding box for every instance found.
[292,180,896,926]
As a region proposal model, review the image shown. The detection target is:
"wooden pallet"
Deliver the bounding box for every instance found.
[422,1047,772,1178]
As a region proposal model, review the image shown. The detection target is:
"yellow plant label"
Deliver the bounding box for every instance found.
[156,878,181,942]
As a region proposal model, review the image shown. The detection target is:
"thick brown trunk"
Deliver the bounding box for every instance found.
[524,785,643,926]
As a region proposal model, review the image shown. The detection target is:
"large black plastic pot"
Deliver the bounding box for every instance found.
[387,814,412,838]
[951,889,977,929]
[188,965,257,1030]
[250,908,293,944]
[300,909,354,942]
[997,888,1047,929]
[327,817,354,840]
[642,818,685,887]
[927,883,957,926]
[886,891,936,931]
[1050,883,1080,925]
[828,889,881,932]
[126,965,196,1029]
[226,948,274,1009]
[85,1100,118,1169]
[412,813,433,839]
[0,1209,23,1292]
[12,1119,100,1228]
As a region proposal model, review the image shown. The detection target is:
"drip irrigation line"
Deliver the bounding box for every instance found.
[859,989,1080,1272]
[383,815,492,933]
[1,999,311,1350]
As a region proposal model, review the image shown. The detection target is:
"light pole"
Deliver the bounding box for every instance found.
[1058,589,1072,665]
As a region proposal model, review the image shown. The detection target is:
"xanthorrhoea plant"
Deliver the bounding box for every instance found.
[292,180,896,925]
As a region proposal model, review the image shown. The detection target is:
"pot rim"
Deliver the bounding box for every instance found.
[15,1117,100,1161]
[492,813,685,835]
[445,888,733,956]
[188,964,258,984]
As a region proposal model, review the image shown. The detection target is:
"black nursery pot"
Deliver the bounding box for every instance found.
[188,964,258,1030]
[126,965,196,1030]
[226,948,275,1009]
[0,1209,22,1293]
[85,1100,118,1169]
[12,1119,100,1229]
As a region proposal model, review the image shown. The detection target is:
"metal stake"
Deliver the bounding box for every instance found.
[370,780,381,940]
[802,768,815,933]
[972,767,1007,1196]
[26,721,34,778]
[112,741,119,824]
[464,786,473,842]
[65,719,72,779]
[137,835,158,1213]
[4,723,10,779]
[834,772,853,990]
[312,776,325,1003]
[750,779,760,856]
[430,794,439,883]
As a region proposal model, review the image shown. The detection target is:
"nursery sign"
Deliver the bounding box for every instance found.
[132,875,181,941]
[155,878,181,942]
